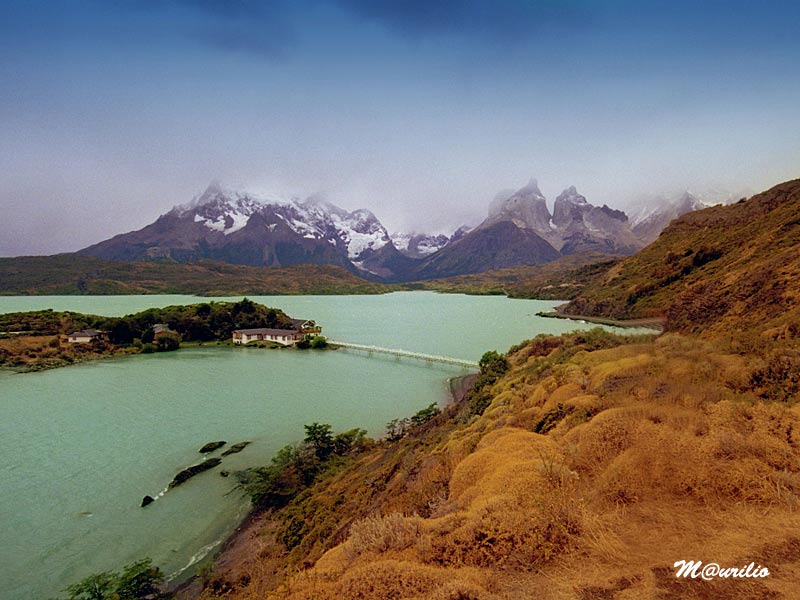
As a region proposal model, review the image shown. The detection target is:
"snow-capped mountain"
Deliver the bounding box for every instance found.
[391,232,451,259]
[80,183,409,279]
[631,192,708,245]
[79,178,707,283]
[628,187,752,245]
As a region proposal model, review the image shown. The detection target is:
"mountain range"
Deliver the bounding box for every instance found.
[78,180,730,282]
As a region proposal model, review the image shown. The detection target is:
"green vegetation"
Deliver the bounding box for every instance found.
[296,335,329,349]
[384,402,441,441]
[0,299,292,344]
[0,299,304,371]
[56,558,172,600]
[0,255,393,296]
[467,350,510,415]
[236,423,371,511]
[155,330,181,352]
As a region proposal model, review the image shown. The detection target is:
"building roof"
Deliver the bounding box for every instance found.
[68,329,103,337]
[291,318,316,329]
[152,323,171,333]
[234,328,300,337]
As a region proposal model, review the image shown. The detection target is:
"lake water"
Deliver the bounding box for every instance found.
[0,292,616,599]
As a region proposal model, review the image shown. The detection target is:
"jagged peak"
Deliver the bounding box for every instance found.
[555,185,588,204]
[516,178,545,200]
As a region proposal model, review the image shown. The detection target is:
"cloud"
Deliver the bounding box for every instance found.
[130,0,298,58]
[335,0,593,41]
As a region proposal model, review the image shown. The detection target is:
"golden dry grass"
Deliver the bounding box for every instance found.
[196,328,800,600]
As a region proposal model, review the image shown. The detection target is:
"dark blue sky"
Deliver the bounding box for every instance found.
[1,0,799,255]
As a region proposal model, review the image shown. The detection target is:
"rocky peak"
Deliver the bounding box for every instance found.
[552,186,590,228]
[485,178,552,232]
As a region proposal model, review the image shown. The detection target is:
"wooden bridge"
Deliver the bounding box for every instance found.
[328,341,479,369]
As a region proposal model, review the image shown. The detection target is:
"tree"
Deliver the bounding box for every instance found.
[310,336,328,349]
[61,558,172,600]
[108,319,134,345]
[332,428,368,455]
[304,422,334,461]
[478,350,509,378]
[232,297,256,317]
[469,350,510,416]
[155,331,181,352]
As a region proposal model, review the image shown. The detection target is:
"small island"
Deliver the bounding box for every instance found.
[0,298,325,372]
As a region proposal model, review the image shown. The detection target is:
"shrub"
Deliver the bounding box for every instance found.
[141,343,156,354]
[310,335,328,349]
[468,350,510,416]
[155,331,181,352]
[60,557,172,600]
[345,513,421,559]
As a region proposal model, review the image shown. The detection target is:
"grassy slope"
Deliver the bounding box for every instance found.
[0,252,618,300]
[0,255,393,295]
[563,179,800,337]
[190,179,800,600]
[411,252,620,300]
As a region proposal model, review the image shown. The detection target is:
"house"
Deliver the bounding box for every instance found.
[67,329,106,343]
[152,323,172,338]
[232,319,322,346]
[291,319,322,335]
[232,328,304,346]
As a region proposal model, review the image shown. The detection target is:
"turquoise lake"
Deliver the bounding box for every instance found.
[0,292,618,599]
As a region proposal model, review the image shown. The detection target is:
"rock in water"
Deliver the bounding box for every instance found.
[220,470,230,478]
[221,441,251,456]
[141,495,155,507]
[169,458,222,488]
[199,441,226,453]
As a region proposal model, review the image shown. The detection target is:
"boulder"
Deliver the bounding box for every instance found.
[141,495,155,507]
[169,458,222,488]
[199,441,226,453]
[221,441,251,456]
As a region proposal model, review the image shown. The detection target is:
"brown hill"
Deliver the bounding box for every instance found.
[563,179,800,338]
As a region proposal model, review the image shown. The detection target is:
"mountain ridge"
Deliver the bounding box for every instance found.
[75,180,722,282]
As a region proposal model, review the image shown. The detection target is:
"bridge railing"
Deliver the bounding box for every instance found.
[328,341,478,369]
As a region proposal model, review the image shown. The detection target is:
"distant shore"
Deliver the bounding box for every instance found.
[535,310,664,331]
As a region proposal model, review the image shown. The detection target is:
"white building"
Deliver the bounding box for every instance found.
[67,329,105,343]
[232,328,303,346]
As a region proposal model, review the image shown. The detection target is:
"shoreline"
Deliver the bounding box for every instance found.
[172,369,477,599]
[535,310,664,331]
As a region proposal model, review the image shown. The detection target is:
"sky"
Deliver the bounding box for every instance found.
[1,0,799,256]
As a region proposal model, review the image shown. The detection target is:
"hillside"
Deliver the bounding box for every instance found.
[190,330,800,600]
[410,221,561,280]
[0,255,392,296]
[563,179,800,338]
[415,253,621,300]
[175,178,800,600]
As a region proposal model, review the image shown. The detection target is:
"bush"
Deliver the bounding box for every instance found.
[385,403,441,441]
[141,343,156,354]
[467,350,510,416]
[310,335,328,349]
[155,331,181,352]
[345,513,421,559]
[60,557,172,600]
